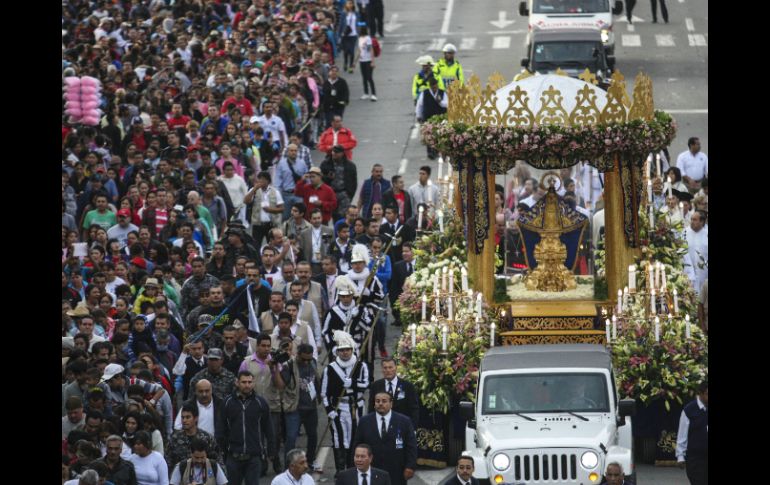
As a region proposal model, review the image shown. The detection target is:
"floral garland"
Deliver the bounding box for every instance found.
[421,111,677,171]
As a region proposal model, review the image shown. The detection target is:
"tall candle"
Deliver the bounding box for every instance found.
[434,288,440,315]
[448,183,454,203]
[649,206,655,230]
[661,266,667,290]
[447,295,454,322]
[475,315,481,335]
[667,182,673,198]
[438,210,444,233]
[647,180,653,203]
[605,318,611,343]
[612,315,617,340]
[410,323,417,348]
[656,154,662,177]
[448,268,454,293]
[628,265,636,292]
[685,314,691,339]
[654,316,660,342]
[461,267,469,292]
[617,289,623,315]
[678,202,684,214]
[476,293,483,318]
[647,263,654,291]
[421,295,427,321]
[433,272,439,293]
[650,288,656,314]
[447,160,453,178]
[673,288,679,314]
[438,157,443,179]
[418,205,424,229]
[623,287,629,312]
[490,321,496,347]
[442,267,448,292]
[441,324,448,351]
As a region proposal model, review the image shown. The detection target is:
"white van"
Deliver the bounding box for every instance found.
[519,0,624,54]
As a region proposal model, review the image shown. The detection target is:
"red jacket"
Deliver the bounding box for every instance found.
[294,179,338,223]
[317,127,358,161]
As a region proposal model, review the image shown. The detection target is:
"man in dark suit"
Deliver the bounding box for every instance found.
[354,392,417,485]
[379,206,416,264]
[335,444,391,485]
[388,242,415,327]
[313,255,346,310]
[446,455,480,485]
[298,208,335,274]
[368,358,419,428]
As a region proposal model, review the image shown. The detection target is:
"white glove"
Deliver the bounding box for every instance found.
[362,288,371,296]
[328,410,338,420]
[351,307,359,318]
[343,377,352,388]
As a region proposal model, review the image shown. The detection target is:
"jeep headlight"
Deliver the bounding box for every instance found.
[492,453,510,471]
[600,29,609,43]
[581,451,599,469]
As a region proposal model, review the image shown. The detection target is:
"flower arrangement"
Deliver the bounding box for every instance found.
[421,111,677,169]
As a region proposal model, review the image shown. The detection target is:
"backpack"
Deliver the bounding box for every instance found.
[372,37,381,58]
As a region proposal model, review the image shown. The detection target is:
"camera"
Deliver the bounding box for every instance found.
[270,348,291,365]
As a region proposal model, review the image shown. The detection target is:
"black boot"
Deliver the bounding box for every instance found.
[333,448,347,477]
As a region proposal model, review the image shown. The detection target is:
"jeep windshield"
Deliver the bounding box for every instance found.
[533,0,610,14]
[532,41,604,73]
[482,373,610,414]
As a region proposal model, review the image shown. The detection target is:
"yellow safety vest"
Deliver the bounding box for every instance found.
[433,59,465,91]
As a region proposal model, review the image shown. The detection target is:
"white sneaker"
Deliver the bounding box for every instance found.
[370,95,378,101]
[361,94,370,100]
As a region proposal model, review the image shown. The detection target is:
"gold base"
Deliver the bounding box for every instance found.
[504,300,605,317]
[501,331,606,345]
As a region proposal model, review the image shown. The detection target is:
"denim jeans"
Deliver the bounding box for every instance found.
[298,408,319,465]
[283,410,301,461]
[226,453,262,485]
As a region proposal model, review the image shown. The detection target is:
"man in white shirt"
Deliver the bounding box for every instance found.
[271,449,315,485]
[256,102,288,153]
[407,166,440,210]
[683,211,708,297]
[676,137,708,193]
[173,379,217,437]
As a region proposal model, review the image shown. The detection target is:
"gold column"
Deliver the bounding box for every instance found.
[603,155,636,299]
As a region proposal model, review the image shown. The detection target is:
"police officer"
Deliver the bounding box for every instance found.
[411,56,435,104]
[433,44,464,91]
[415,76,448,160]
[676,380,707,485]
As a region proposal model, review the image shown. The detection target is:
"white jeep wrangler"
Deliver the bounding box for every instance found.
[459,344,635,485]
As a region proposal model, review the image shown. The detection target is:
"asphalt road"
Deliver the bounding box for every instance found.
[295,1,706,483]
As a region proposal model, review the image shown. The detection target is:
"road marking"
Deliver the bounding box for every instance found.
[617,15,646,23]
[410,125,419,140]
[441,0,455,35]
[384,13,404,33]
[685,18,694,31]
[399,158,409,175]
[492,36,511,49]
[678,0,685,3]
[621,34,641,47]
[490,11,515,29]
[662,109,708,114]
[395,43,414,52]
[626,23,635,32]
[688,34,707,46]
[428,37,446,51]
[655,34,675,47]
[460,37,477,50]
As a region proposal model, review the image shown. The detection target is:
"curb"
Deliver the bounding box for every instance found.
[411,467,455,485]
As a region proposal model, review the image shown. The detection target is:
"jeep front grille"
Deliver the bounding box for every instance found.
[512,451,578,482]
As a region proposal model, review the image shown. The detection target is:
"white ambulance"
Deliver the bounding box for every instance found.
[518,0,624,54]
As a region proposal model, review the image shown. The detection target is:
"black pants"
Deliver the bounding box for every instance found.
[341,36,357,70]
[298,408,319,465]
[650,0,668,22]
[226,454,263,485]
[369,0,384,37]
[360,61,376,95]
[685,455,707,485]
[625,0,636,21]
[251,222,273,249]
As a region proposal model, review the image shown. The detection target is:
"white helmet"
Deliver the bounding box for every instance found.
[442,43,457,53]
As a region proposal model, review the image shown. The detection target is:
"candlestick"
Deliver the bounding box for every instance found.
[650,288,656,314]
[418,205,424,229]
[476,293,483,318]
[656,154,661,178]
[441,267,448,292]
[647,180,653,203]
[628,265,636,292]
[612,315,617,340]
[475,315,481,335]
[673,288,679,314]
[434,288,440,315]
[437,209,444,233]
[447,295,454,322]
[421,295,427,321]
[617,289,623,315]
[447,160,453,178]
[685,314,691,339]
[647,263,654,291]
[661,266,666,290]
[605,318,611,343]
[461,267,468,292]
[649,206,654,230]
[448,182,454,203]
[410,323,417,348]
[449,268,454,293]
[441,324,448,351]
[432,272,439,294]
[490,321,496,347]
[623,287,629,312]
[654,316,660,342]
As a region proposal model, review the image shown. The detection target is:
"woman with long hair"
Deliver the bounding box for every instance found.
[126,430,168,485]
[354,25,377,100]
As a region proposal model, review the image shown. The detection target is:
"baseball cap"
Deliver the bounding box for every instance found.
[100,363,125,382]
[144,278,159,287]
[207,348,224,359]
[198,314,214,326]
[130,257,147,269]
[131,116,144,125]
[250,115,260,123]
[308,167,322,175]
[117,208,131,217]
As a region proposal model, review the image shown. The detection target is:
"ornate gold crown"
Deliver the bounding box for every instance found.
[446,69,654,128]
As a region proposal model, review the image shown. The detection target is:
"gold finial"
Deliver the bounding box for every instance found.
[536,85,570,126]
[600,69,628,123]
[474,84,502,125]
[501,85,536,127]
[629,72,655,120]
[467,74,482,109]
[555,68,569,77]
[578,68,598,85]
[513,69,534,81]
[569,84,601,127]
[488,71,506,91]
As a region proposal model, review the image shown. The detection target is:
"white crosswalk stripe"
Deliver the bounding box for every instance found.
[685,18,695,32]
[492,36,511,49]
[655,34,675,47]
[687,34,707,46]
[622,34,641,47]
[626,23,635,32]
[460,37,477,50]
[428,37,446,51]
[395,43,414,52]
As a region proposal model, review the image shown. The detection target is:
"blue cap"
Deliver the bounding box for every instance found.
[241,60,253,68]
